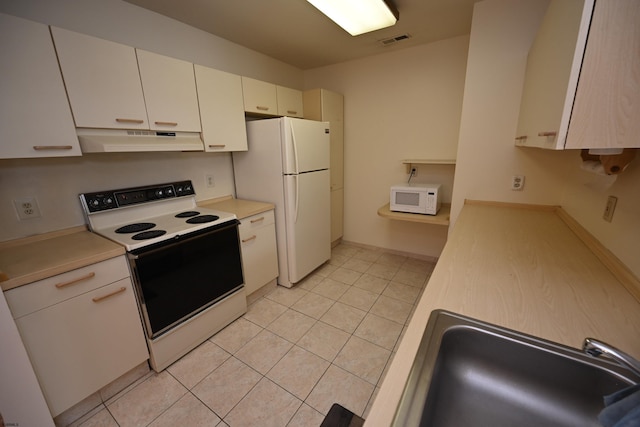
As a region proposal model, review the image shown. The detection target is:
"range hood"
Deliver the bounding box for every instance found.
[77,128,204,153]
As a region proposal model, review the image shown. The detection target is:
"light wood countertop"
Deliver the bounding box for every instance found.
[366,202,640,426]
[0,226,125,292]
[198,196,275,219]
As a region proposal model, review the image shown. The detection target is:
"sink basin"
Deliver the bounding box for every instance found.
[393,310,638,427]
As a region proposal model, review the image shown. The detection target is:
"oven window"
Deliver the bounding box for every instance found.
[130,221,244,338]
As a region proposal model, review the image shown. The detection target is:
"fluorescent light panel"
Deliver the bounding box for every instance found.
[306,0,399,36]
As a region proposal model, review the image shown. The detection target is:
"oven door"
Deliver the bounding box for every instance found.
[128,219,244,339]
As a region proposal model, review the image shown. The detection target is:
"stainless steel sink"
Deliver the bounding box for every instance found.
[393,310,638,427]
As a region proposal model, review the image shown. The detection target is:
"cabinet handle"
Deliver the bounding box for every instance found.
[55,272,96,289]
[242,235,257,243]
[250,216,265,224]
[209,144,226,149]
[116,118,144,124]
[515,136,527,141]
[155,121,178,126]
[256,106,270,111]
[287,110,298,115]
[33,145,73,151]
[538,131,557,137]
[92,286,126,303]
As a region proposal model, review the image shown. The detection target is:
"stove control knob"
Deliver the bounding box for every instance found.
[165,187,174,197]
[155,189,164,198]
[103,197,114,206]
[91,199,100,207]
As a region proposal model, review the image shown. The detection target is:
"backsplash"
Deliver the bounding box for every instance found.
[0,152,235,242]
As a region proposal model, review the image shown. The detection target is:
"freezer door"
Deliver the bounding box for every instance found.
[282,117,330,174]
[283,169,331,283]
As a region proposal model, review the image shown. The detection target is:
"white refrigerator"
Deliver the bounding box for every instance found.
[233,117,331,288]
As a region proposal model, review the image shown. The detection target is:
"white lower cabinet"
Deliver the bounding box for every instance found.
[5,256,149,417]
[238,210,279,296]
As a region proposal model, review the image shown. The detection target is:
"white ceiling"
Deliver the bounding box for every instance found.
[123,0,481,70]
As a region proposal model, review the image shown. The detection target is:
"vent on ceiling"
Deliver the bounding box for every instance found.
[379,33,412,46]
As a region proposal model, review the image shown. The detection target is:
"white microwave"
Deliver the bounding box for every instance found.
[390,183,441,215]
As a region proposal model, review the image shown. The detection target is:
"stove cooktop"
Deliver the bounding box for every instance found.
[79,181,237,251]
[92,206,236,251]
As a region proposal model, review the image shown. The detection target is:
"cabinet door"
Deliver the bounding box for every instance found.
[565,0,640,149]
[277,86,304,118]
[242,77,278,115]
[51,27,148,129]
[239,211,278,295]
[330,121,344,191]
[0,14,80,159]
[194,65,248,151]
[13,278,148,417]
[514,0,593,149]
[137,50,201,132]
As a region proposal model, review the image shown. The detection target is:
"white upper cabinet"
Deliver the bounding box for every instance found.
[194,65,248,152]
[136,50,201,132]
[516,0,640,150]
[515,0,593,150]
[565,0,640,149]
[276,86,304,118]
[51,27,149,130]
[0,14,80,159]
[242,77,278,115]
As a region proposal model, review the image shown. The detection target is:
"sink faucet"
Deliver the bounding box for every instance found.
[583,338,640,378]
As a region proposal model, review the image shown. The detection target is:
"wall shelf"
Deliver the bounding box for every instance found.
[403,159,456,173]
[377,203,451,226]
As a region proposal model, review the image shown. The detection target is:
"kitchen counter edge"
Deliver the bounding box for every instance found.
[0,226,125,291]
[364,200,640,426]
[198,196,275,219]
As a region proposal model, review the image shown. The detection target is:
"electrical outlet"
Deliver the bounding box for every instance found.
[511,175,525,191]
[603,195,617,222]
[205,174,215,188]
[14,197,41,220]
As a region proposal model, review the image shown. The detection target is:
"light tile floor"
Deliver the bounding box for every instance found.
[74,243,435,427]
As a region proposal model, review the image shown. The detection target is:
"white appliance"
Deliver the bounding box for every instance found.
[390,183,442,215]
[233,117,331,288]
[79,181,246,371]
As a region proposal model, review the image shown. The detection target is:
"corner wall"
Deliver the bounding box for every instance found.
[305,36,470,258]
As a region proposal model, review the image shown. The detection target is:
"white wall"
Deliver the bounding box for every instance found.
[0,153,234,241]
[452,0,640,279]
[305,36,470,258]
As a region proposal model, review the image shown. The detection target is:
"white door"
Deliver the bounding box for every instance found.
[283,170,331,283]
[282,118,330,174]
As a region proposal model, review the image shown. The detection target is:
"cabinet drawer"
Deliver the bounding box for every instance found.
[14,278,148,416]
[5,256,130,318]
[239,210,275,235]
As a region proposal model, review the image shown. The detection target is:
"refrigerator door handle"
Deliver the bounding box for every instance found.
[293,174,299,224]
[290,120,300,174]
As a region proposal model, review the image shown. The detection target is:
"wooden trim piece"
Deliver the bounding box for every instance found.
[92,286,126,303]
[464,199,560,211]
[33,145,73,151]
[55,272,95,289]
[556,207,640,302]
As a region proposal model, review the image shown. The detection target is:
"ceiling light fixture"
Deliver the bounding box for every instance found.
[306,0,399,36]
